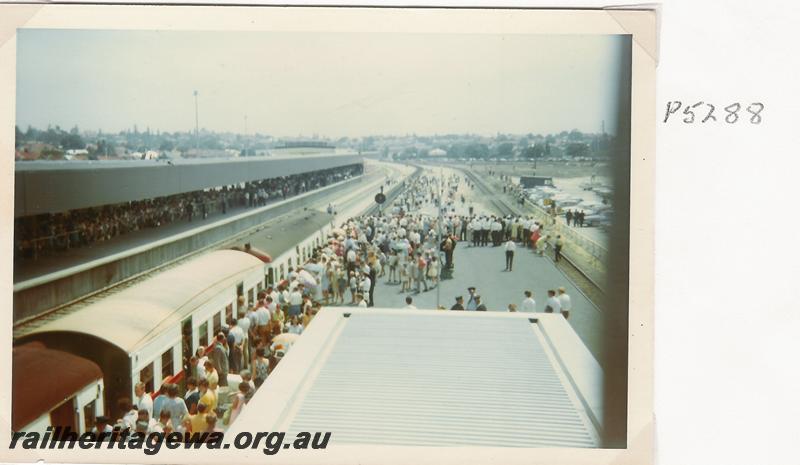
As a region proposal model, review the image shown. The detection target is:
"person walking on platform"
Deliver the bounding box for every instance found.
[443,235,454,270]
[415,253,429,293]
[427,256,440,287]
[470,217,479,247]
[483,217,492,246]
[491,217,503,246]
[466,287,478,311]
[521,291,536,312]
[227,319,244,374]
[368,264,377,307]
[289,285,303,317]
[557,287,572,319]
[538,234,550,257]
[522,218,531,247]
[554,235,564,262]
[256,297,271,343]
[566,210,573,227]
[531,227,541,252]
[504,238,516,271]
[210,333,229,388]
[544,290,562,315]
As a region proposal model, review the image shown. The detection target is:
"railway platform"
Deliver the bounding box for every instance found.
[354,165,607,366]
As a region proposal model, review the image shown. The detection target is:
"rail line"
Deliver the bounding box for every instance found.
[460,168,606,310]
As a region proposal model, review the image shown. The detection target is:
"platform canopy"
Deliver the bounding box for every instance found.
[15,154,363,217]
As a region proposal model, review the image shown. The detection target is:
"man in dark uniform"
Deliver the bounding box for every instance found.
[450,296,465,310]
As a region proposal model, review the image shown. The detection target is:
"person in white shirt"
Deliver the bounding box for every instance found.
[229,319,245,345]
[286,316,304,335]
[355,293,368,308]
[360,273,372,302]
[118,399,139,431]
[521,290,537,312]
[403,296,417,310]
[557,287,572,319]
[255,302,271,343]
[504,239,516,271]
[348,271,358,304]
[545,289,562,314]
[268,288,279,306]
[288,284,303,314]
[346,248,357,273]
[195,347,208,380]
[133,382,153,419]
[245,306,258,336]
[237,311,251,337]
[491,219,502,246]
[480,217,490,246]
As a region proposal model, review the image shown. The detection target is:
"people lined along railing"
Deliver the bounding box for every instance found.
[14,164,363,261]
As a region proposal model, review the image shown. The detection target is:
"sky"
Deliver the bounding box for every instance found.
[16,30,628,138]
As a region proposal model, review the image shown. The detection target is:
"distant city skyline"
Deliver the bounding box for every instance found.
[16,124,610,139]
[17,30,627,138]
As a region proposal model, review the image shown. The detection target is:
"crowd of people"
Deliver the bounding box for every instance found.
[15,164,363,262]
[109,283,325,436]
[96,169,578,435]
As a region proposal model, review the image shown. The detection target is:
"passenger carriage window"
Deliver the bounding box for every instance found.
[199,321,209,347]
[49,397,77,432]
[257,282,263,293]
[247,288,254,307]
[83,401,96,433]
[213,313,222,335]
[226,303,234,324]
[161,348,173,380]
[140,362,154,393]
[181,317,192,374]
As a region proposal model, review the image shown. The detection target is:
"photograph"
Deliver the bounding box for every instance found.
[2,5,655,464]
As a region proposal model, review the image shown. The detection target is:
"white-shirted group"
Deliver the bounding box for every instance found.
[512,287,573,319]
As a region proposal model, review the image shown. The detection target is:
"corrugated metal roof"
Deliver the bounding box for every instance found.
[283,313,599,447]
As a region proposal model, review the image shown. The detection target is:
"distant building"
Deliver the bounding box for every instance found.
[65,149,89,156]
[519,176,555,188]
[271,140,336,156]
[276,140,335,150]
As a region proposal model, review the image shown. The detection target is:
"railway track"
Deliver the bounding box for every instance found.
[461,168,606,310]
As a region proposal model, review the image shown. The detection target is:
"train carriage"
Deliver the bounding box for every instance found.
[13,342,104,434]
[18,249,265,420]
